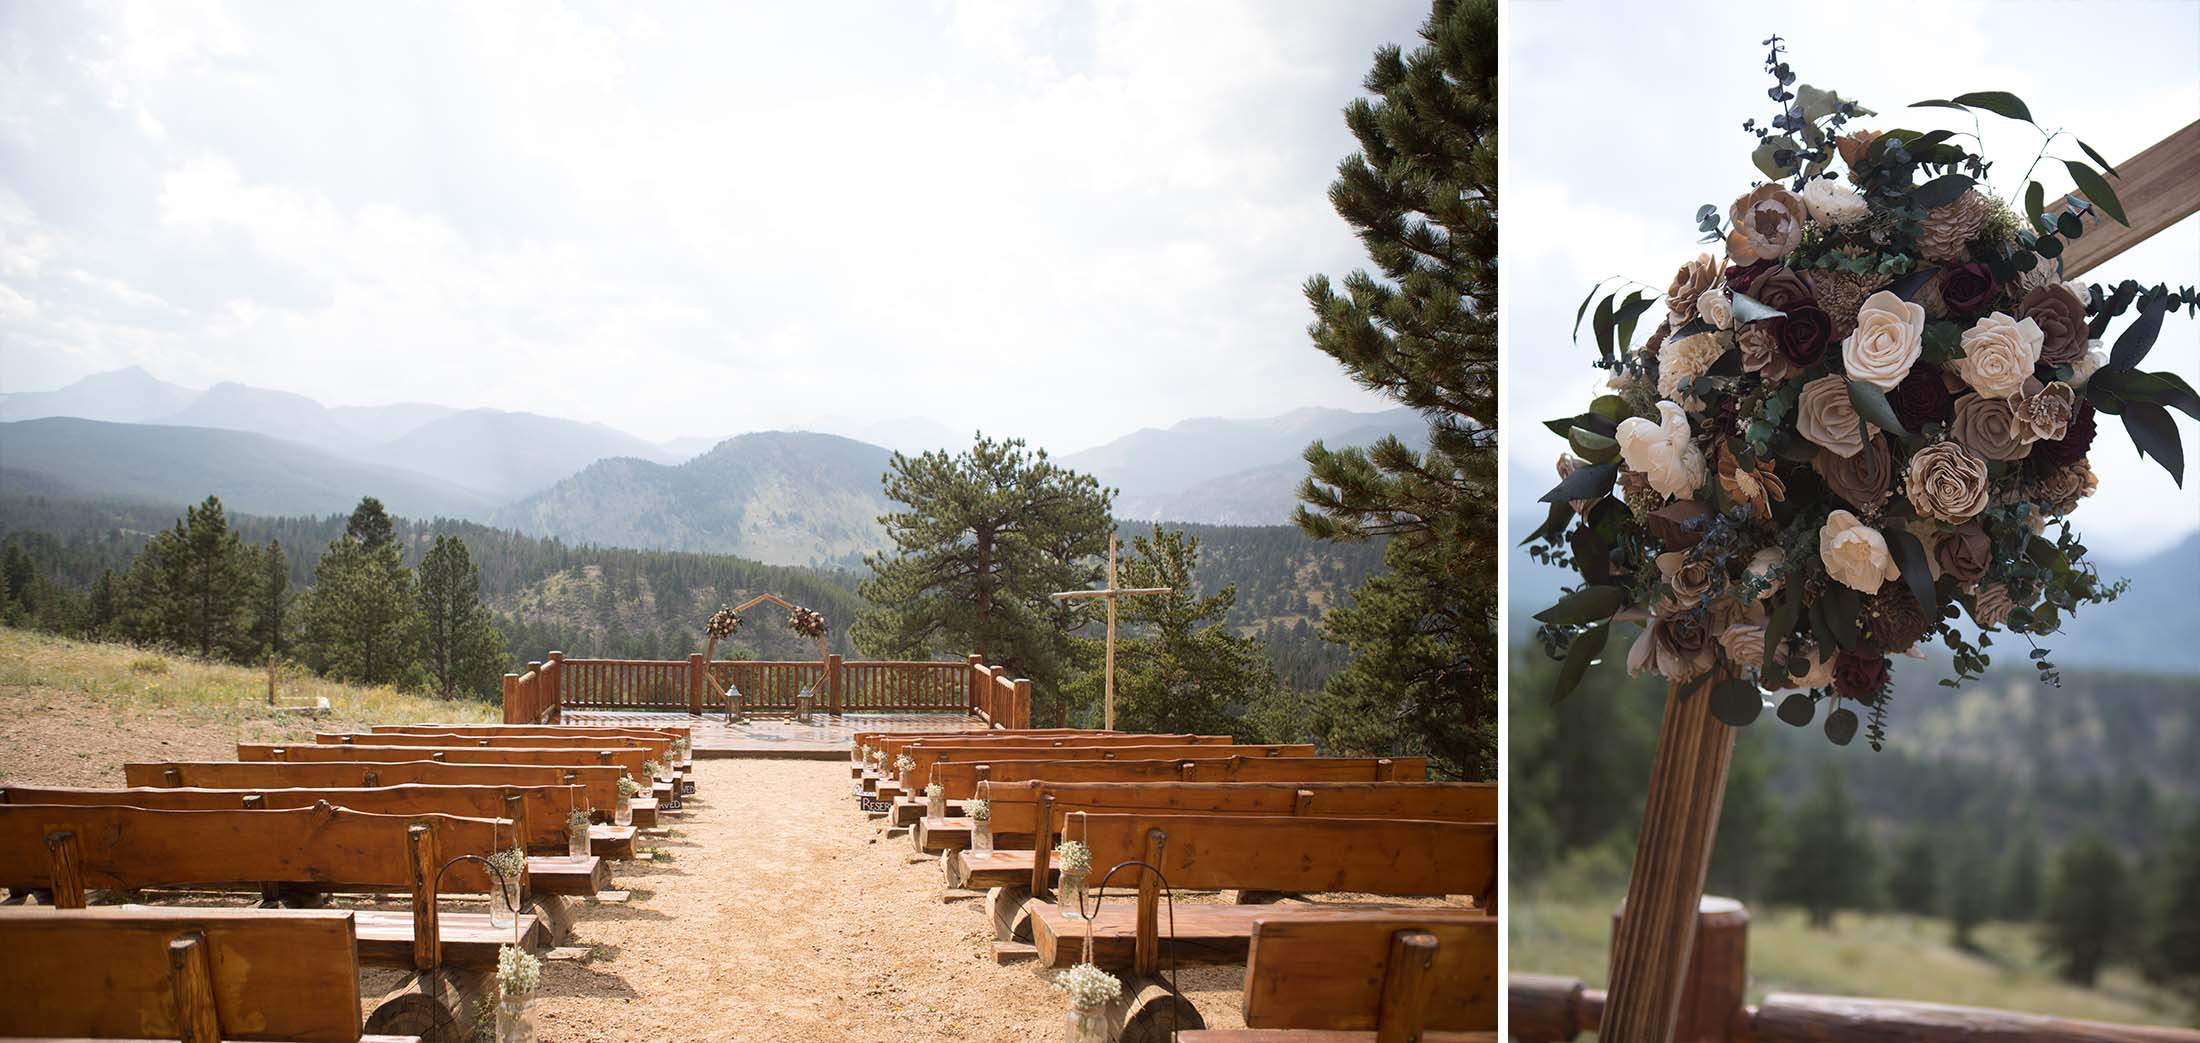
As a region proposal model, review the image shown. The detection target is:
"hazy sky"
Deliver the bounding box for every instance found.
[1508,0,2200,559]
[0,0,1423,451]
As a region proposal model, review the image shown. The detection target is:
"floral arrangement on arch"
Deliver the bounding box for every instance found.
[705,606,743,640]
[787,606,828,639]
[1533,39,2197,748]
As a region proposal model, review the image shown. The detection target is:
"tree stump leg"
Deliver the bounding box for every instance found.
[1111,977,1204,1043]
[258,883,330,909]
[942,850,964,889]
[530,894,576,947]
[986,885,1033,942]
[1234,890,1291,905]
[366,968,494,1043]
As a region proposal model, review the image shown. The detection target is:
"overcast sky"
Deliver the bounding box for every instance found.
[0,0,1423,451]
[1507,0,2200,560]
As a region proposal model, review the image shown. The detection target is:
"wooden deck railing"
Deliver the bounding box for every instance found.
[501,650,1029,727]
[1510,897,2200,1043]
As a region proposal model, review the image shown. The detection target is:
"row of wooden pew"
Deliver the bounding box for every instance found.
[0,720,699,1043]
[848,727,1499,1042]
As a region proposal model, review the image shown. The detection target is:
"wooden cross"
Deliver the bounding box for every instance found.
[1599,118,2200,1041]
[1049,534,1172,731]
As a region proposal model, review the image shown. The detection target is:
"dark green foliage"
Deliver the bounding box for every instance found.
[300,498,416,685]
[2145,809,2200,992]
[2041,832,2134,987]
[1705,731,1778,902]
[854,434,1114,709]
[1998,825,2045,922]
[1944,827,1993,950]
[415,534,510,699]
[248,542,290,657]
[1293,0,1498,781]
[119,496,254,659]
[1063,527,1283,738]
[1768,764,1877,928]
[1888,828,1940,917]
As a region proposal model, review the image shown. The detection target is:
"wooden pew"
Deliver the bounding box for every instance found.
[913,756,1429,853]
[0,804,550,1039]
[240,742,653,782]
[379,722,690,741]
[0,906,422,1042]
[321,731,693,796]
[877,741,1302,803]
[1175,912,1500,1043]
[1029,812,1496,974]
[125,760,645,828]
[859,733,1214,795]
[3,783,636,860]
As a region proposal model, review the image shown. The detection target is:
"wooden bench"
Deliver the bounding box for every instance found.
[0,804,552,1040]
[876,742,1306,804]
[4,783,636,860]
[859,733,1217,796]
[324,731,693,796]
[0,906,422,1042]
[1029,812,1496,973]
[239,742,653,783]
[913,756,1430,853]
[125,761,645,828]
[1174,911,1499,1043]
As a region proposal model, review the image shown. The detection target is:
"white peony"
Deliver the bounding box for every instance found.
[1956,312,2045,399]
[2068,341,2108,389]
[1657,331,1727,405]
[1615,400,1708,499]
[1800,178,1869,226]
[1697,287,1734,331]
[1819,509,1902,593]
[1841,291,1926,389]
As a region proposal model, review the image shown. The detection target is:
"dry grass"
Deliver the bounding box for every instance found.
[0,627,495,785]
[1511,879,2196,1029]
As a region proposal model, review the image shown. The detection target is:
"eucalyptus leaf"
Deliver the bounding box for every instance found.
[1543,417,1578,439]
[1592,294,1618,364]
[1730,291,1787,324]
[1847,380,1909,438]
[1615,292,1657,358]
[1540,461,1619,504]
[1752,135,1802,180]
[1573,282,1608,343]
[2024,181,2048,234]
[1825,706,1860,746]
[1589,394,1629,420]
[2076,138,2120,178]
[1568,427,1620,465]
[1911,91,2034,123]
[2123,401,2186,487]
[1776,692,1816,727]
[2107,295,2168,371]
[1710,678,1765,727]
[2063,160,2127,226]
[1551,620,1611,704]
[1521,499,1573,547]
[1534,585,1627,625]
[1908,173,1977,210]
[1883,528,1941,618]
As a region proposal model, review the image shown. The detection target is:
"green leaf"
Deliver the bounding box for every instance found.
[1568,427,1620,465]
[1572,282,1607,343]
[1776,692,1815,727]
[1521,499,1572,547]
[1592,293,1618,364]
[1765,582,1802,675]
[1540,461,1619,504]
[2107,294,2168,371]
[2124,402,2185,487]
[1534,585,1627,626]
[1822,585,1862,649]
[1730,290,1786,324]
[2087,368,2200,419]
[2063,160,2127,226]
[1909,173,1977,210]
[2024,181,2048,234]
[1912,91,2034,123]
[1543,417,1578,439]
[1614,292,1657,360]
[1550,621,1611,704]
[2055,211,2084,239]
[1825,707,1860,746]
[1752,135,1802,180]
[1589,395,1629,421]
[1710,678,1765,727]
[1847,380,1909,438]
[2076,138,2120,178]
[2036,235,2063,260]
[1883,528,1941,618]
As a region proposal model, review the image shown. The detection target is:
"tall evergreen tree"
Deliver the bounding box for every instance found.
[0,544,32,623]
[1888,828,1940,917]
[853,434,1113,703]
[118,497,252,659]
[249,541,292,657]
[1063,527,1283,737]
[2145,808,2200,991]
[1706,730,1777,901]
[1768,764,1876,928]
[1293,0,1498,781]
[2042,832,2133,986]
[300,497,416,685]
[416,534,510,699]
[1944,827,1994,950]
[1998,823,2045,921]
[85,568,120,639]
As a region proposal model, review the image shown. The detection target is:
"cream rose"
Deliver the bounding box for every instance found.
[1800,178,1869,226]
[1904,441,1990,523]
[1726,183,1806,264]
[1796,374,1871,458]
[1841,291,1926,389]
[1719,621,1768,668]
[1819,509,1901,593]
[1615,400,1707,499]
[1956,312,2045,399]
[2069,343,2107,389]
[1697,286,1734,330]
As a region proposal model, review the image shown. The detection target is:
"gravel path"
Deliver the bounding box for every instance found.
[530,758,1250,1042]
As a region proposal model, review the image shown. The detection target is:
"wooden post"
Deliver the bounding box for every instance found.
[266,654,276,707]
[827,653,844,716]
[1606,897,1751,1042]
[688,652,707,715]
[967,654,984,716]
[503,793,529,859]
[1375,930,1440,1043]
[406,822,440,972]
[501,673,520,725]
[1601,681,1738,1042]
[43,830,85,909]
[546,650,564,723]
[168,932,221,1043]
[1134,826,1167,978]
[1012,678,1033,729]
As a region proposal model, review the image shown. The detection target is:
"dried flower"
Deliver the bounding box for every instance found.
[1738,322,1792,380]
[1718,621,1768,669]
[1887,364,1955,432]
[1627,609,1716,681]
[2025,400,2097,474]
[1667,253,1721,328]
[1727,183,1807,263]
[1866,581,1933,653]
[1816,434,1895,512]
[1749,266,1816,312]
[2018,283,2090,367]
[498,943,542,998]
[1797,375,1871,459]
[2024,459,2098,515]
[1832,647,1892,702]
[1658,332,1727,405]
[1841,291,1927,389]
[1929,522,1992,585]
[1950,393,2030,461]
[1916,189,1993,263]
[924,783,944,800]
[1904,441,1991,523]
[2010,380,2075,443]
[1616,401,1707,499]
[1938,263,1997,316]
[1955,312,2044,399]
[1656,550,1718,604]
[1776,306,1836,368]
[1058,840,1093,875]
[617,776,641,797]
[705,606,742,640]
[1820,509,1901,593]
[966,798,991,822]
[1970,583,2017,628]
[1697,286,1734,330]
[1645,498,1713,550]
[1717,443,1785,520]
[1813,270,1887,337]
[1055,963,1124,1010]
[1836,129,1883,173]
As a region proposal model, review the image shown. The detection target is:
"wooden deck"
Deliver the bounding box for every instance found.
[564,711,989,758]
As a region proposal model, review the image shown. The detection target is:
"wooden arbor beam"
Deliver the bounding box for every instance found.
[2054,119,2200,279]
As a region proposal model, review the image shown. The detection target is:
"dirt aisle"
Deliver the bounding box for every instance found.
[531,758,1245,1042]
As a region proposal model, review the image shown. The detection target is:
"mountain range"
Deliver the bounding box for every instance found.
[0,368,1417,565]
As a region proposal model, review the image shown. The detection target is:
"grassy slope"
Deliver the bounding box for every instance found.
[1512,881,2194,1028]
[0,628,495,787]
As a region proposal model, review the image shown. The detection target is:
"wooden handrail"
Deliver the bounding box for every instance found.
[499,652,1024,724]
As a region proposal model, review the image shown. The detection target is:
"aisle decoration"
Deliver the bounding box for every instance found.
[1533,39,2197,748]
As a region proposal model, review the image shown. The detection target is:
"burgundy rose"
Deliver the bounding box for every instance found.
[2025,399,2098,476]
[1888,364,1956,430]
[1775,306,1834,367]
[1832,647,1891,702]
[1749,267,1817,311]
[1724,260,1776,295]
[1939,263,1996,315]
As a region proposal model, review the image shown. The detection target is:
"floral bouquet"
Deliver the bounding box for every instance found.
[1533,40,2196,748]
[705,606,742,640]
[787,606,828,639]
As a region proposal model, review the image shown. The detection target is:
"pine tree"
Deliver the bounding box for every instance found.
[300,497,417,685]
[249,541,291,657]
[85,568,119,638]
[2042,832,2133,986]
[0,544,32,623]
[1063,527,1283,737]
[1768,764,1876,928]
[1998,824,2045,921]
[1944,826,1993,950]
[1294,0,1498,781]
[1706,729,1778,901]
[853,434,1113,703]
[1888,828,1939,917]
[416,534,510,699]
[2145,808,2200,991]
[116,497,252,659]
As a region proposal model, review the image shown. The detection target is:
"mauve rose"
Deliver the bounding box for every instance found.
[2019,283,2090,367]
[1888,364,1955,431]
[1833,647,1891,702]
[1816,434,1894,511]
[1776,306,1835,367]
[1939,263,1996,315]
[1749,267,1816,312]
[1930,522,1991,585]
[2025,399,2098,476]
[1646,499,1713,550]
[1725,260,1776,295]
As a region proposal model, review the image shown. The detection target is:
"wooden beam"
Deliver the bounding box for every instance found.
[2052,119,2200,279]
[167,932,221,1043]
